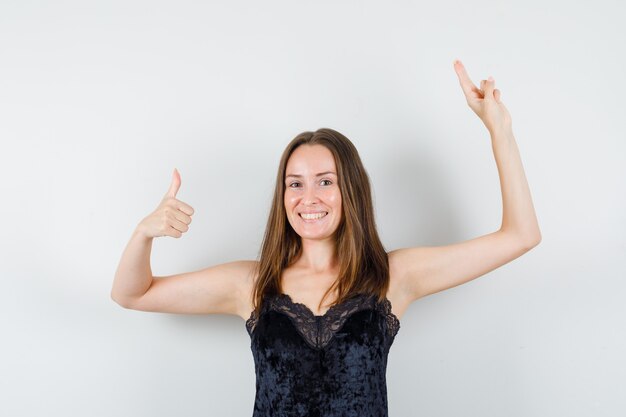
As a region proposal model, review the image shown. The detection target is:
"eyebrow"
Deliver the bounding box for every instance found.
[285,171,336,179]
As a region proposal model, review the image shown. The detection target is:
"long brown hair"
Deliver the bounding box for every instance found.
[250,128,389,319]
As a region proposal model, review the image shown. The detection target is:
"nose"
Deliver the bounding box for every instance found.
[303,184,319,205]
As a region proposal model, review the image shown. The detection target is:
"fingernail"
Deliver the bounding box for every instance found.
[488,76,494,82]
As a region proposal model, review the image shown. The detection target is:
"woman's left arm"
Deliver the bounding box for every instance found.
[389,60,541,303]
[490,126,542,243]
[456,58,541,243]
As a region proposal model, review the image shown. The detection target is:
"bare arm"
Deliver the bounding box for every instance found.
[110,227,154,305]
[111,168,257,318]
[111,225,257,318]
[391,129,541,303]
[492,129,541,242]
[390,61,541,304]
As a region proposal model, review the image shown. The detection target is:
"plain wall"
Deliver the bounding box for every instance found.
[0,0,624,416]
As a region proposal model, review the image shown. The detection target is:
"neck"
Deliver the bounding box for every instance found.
[296,237,338,273]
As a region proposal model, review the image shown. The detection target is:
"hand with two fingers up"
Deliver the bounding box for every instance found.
[137,168,195,239]
[453,59,513,136]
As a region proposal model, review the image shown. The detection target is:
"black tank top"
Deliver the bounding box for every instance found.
[245,292,401,416]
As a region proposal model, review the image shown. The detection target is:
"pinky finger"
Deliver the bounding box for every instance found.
[169,225,183,238]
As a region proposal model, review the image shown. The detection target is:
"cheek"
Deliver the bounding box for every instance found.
[284,195,298,215]
[284,194,296,206]
[326,190,341,206]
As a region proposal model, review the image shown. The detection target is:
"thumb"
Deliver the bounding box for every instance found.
[494,88,501,103]
[164,168,181,199]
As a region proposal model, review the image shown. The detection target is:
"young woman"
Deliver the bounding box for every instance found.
[111,59,541,416]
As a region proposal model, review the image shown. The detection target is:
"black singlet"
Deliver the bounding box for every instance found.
[246,292,401,417]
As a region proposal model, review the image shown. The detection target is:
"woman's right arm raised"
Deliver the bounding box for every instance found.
[110,168,256,319]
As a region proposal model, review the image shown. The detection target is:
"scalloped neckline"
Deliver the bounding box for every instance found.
[278,292,368,318]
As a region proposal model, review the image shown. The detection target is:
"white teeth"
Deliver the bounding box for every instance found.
[300,212,328,220]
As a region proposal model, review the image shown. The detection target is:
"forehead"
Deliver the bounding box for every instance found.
[286,144,336,173]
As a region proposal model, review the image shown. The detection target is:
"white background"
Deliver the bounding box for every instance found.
[1,1,624,416]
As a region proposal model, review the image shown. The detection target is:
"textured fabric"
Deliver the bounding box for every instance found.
[246,292,401,417]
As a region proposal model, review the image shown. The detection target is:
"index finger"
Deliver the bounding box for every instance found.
[453,59,478,96]
[177,202,195,216]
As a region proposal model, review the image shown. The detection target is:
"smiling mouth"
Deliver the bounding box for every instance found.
[299,212,328,220]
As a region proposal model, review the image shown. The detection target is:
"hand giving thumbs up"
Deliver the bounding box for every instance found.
[137,168,195,239]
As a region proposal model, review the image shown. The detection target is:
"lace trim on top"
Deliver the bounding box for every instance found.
[246,293,400,350]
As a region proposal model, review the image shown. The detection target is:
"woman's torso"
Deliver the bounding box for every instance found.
[245,266,403,416]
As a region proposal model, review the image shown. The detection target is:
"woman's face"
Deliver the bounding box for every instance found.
[284,144,342,241]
